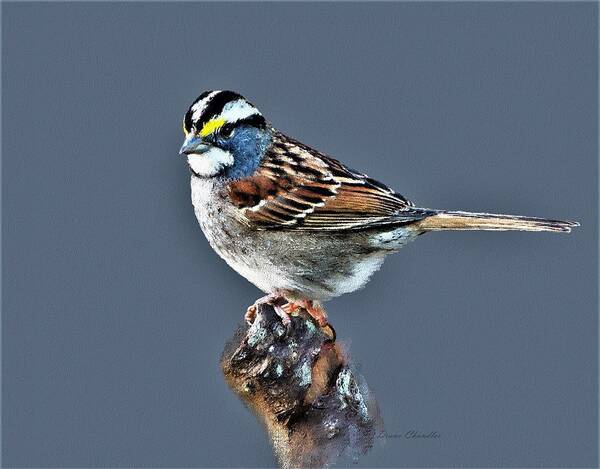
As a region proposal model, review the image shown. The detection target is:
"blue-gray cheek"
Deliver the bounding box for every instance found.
[221,128,272,180]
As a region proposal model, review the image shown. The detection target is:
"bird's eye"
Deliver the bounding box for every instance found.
[220,125,235,138]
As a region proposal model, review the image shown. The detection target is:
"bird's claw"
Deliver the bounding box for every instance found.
[283,300,334,339]
[295,299,329,328]
[273,304,292,326]
[245,293,287,325]
[246,296,335,341]
[244,305,258,325]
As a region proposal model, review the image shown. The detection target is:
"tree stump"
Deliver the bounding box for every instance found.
[221,304,382,468]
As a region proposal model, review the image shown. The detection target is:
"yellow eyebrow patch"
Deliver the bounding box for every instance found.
[200,118,226,137]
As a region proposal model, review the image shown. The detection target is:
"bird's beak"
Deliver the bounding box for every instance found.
[179,134,210,156]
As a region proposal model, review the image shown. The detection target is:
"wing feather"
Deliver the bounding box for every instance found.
[227,132,426,231]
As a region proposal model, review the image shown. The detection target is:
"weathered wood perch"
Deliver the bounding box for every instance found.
[221,304,382,468]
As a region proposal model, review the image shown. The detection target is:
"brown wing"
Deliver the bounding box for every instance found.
[227,132,428,231]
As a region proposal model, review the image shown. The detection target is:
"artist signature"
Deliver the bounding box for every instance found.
[378,430,441,439]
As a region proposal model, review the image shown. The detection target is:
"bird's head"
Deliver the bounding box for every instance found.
[180,90,272,179]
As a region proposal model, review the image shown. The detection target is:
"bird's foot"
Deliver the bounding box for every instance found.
[281,301,302,316]
[244,306,257,325]
[272,304,292,326]
[283,299,328,328]
[284,299,336,341]
[245,293,288,325]
[301,299,329,328]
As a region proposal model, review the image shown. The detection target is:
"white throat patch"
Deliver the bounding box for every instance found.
[187,147,234,177]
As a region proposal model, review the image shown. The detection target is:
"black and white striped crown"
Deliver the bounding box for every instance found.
[183,90,266,136]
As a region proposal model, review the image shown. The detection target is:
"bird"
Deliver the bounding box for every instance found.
[178,90,578,328]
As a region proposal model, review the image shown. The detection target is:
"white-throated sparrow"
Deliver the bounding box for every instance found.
[179,90,578,326]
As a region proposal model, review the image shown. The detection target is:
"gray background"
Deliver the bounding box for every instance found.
[2,2,597,468]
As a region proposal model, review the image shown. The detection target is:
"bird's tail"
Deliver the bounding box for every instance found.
[411,210,578,233]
